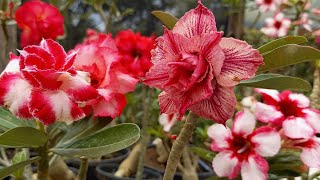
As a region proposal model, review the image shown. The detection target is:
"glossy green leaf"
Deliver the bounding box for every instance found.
[57,116,112,147]
[239,74,311,91]
[0,156,40,179]
[12,151,27,179]
[258,44,320,72]
[151,11,178,30]
[0,108,28,131]
[51,123,140,158]
[0,127,47,147]
[258,36,307,54]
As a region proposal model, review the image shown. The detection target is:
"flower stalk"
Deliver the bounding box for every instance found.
[163,112,200,180]
[37,121,49,180]
[78,158,89,180]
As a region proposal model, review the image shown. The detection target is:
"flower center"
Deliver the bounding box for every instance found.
[274,21,282,29]
[264,0,273,4]
[232,135,251,154]
[279,100,301,117]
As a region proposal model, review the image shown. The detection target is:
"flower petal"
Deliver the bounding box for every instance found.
[232,109,256,136]
[250,127,281,157]
[303,108,320,133]
[40,39,67,70]
[1,54,20,75]
[282,117,315,139]
[158,91,179,115]
[190,85,237,124]
[241,154,268,180]
[288,93,310,108]
[29,90,85,125]
[254,102,284,125]
[216,38,263,87]
[300,139,320,168]
[159,113,178,132]
[208,124,232,151]
[173,2,217,38]
[0,74,32,119]
[255,88,280,106]
[212,151,241,179]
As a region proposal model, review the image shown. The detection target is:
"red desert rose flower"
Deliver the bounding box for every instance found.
[72,29,138,118]
[15,0,64,47]
[0,39,99,125]
[143,1,263,124]
[115,30,156,78]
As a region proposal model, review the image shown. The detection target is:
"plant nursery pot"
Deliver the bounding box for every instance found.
[144,145,214,180]
[95,163,162,180]
[67,148,130,180]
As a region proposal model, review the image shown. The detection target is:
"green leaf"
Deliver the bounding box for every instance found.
[0,108,27,131]
[239,74,311,91]
[12,151,27,179]
[0,156,40,179]
[151,11,178,30]
[0,127,47,147]
[57,117,112,147]
[258,36,307,54]
[258,44,320,72]
[51,123,140,158]
[189,147,216,162]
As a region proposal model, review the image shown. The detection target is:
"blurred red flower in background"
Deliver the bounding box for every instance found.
[15,0,64,47]
[115,30,155,78]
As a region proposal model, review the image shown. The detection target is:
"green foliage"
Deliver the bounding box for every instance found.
[51,123,140,158]
[0,127,47,147]
[11,151,27,179]
[0,156,40,179]
[258,44,320,72]
[151,11,178,30]
[258,36,308,55]
[189,146,216,162]
[239,74,311,91]
[0,107,35,131]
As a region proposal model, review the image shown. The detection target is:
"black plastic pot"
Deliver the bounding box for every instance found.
[67,148,130,180]
[96,163,162,180]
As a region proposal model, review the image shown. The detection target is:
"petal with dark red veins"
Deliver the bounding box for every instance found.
[0,74,33,119]
[29,90,85,125]
[216,38,263,87]
[189,84,236,124]
[173,2,217,38]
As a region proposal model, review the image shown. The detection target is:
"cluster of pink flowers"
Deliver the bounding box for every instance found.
[256,0,318,38]
[207,89,320,180]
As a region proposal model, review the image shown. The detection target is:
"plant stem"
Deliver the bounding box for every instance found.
[37,122,49,180]
[163,112,200,180]
[77,158,89,180]
[136,86,151,180]
[310,64,320,109]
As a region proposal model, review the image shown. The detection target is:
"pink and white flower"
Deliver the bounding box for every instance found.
[255,0,281,12]
[158,113,178,132]
[0,39,99,125]
[261,12,291,38]
[241,96,257,112]
[143,1,263,124]
[72,29,138,118]
[293,13,312,31]
[208,110,281,180]
[255,89,320,139]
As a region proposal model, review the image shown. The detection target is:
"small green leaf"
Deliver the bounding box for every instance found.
[0,127,47,147]
[258,36,308,54]
[151,11,178,30]
[12,151,27,179]
[51,123,140,158]
[258,44,320,72]
[0,108,27,131]
[239,74,311,91]
[189,147,216,162]
[0,156,40,179]
[57,117,111,147]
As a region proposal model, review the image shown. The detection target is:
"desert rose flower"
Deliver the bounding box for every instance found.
[293,13,312,31]
[292,137,320,168]
[115,30,156,78]
[261,12,291,38]
[15,0,64,47]
[143,1,263,124]
[255,0,281,12]
[159,113,178,132]
[255,89,320,139]
[72,29,138,118]
[208,110,281,180]
[0,39,99,125]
